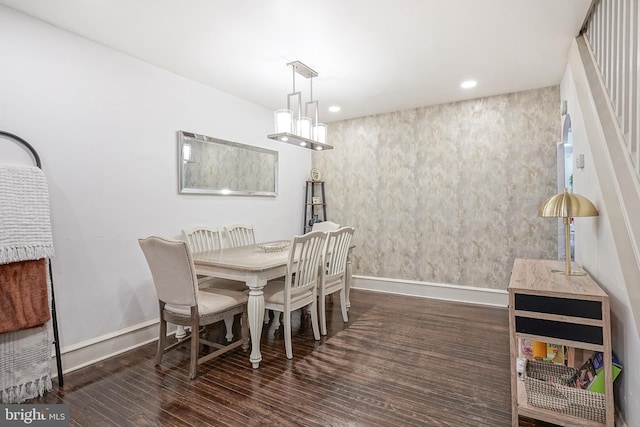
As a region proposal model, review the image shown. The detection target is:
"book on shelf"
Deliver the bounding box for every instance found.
[591,350,620,370]
[587,351,623,394]
[520,339,533,357]
[519,339,566,364]
[532,341,546,359]
[569,358,597,389]
[546,343,565,364]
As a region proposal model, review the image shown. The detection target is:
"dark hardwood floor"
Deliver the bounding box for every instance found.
[27,289,558,426]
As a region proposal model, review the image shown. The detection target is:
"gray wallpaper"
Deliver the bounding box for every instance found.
[313,86,559,290]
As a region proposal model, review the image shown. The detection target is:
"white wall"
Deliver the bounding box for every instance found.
[561,39,640,426]
[0,7,310,356]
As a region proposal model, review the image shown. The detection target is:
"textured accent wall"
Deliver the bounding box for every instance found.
[313,86,560,289]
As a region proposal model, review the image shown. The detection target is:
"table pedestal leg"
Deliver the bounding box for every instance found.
[175,325,187,340]
[248,286,265,369]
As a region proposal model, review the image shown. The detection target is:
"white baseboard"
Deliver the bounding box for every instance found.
[52,277,506,375]
[51,318,168,376]
[352,275,508,307]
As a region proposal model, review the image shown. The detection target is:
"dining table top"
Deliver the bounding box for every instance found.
[191,240,356,273]
[191,241,291,272]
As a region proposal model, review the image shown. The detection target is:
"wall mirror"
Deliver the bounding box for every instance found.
[178,131,278,196]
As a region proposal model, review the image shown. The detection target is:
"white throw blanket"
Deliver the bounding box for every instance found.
[0,323,53,403]
[0,165,54,264]
[0,164,54,402]
[0,260,53,403]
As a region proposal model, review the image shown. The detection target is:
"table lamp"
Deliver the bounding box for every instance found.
[539,188,599,275]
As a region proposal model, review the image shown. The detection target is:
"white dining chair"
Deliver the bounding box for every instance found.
[312,221,342,308]
[223,224,277,324]
[182,226,247,342]
[318,227,355,335]
[224,224,256,247]
[182,226,246,293]
[182,226,224,253]
[138,236,248,379]
[311,221,340,232]
[262,231,326,359]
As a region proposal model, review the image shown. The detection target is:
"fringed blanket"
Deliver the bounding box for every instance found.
[0,260,53,403]
[0,259,50,334]
[0,165,54,264]
[0,164,54,403]
[0,324,53,403]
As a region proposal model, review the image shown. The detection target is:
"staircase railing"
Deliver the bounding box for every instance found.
[577,0,640,377]
[582,0,640,177]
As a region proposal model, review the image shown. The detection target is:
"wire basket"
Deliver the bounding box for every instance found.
[525,359,606,424]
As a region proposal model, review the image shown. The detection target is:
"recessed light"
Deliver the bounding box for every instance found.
[461,80,477,89]
[328,106,341,113]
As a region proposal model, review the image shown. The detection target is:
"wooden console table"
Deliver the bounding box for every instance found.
[508,258,614,427]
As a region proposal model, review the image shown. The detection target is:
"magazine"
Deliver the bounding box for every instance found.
[569,358,597,389]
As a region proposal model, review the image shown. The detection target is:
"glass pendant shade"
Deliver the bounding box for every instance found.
[267,61,333,150]
[313,123,327,144]
[274,109,293,133]
[296,117,312,139]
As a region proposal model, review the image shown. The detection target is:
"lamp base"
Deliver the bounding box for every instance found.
[551,269,587,276]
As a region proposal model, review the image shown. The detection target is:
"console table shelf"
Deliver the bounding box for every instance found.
[508,258,614,427]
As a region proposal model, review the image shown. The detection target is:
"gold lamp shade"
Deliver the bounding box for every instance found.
[539,188,599,275]
[539,188,599,218]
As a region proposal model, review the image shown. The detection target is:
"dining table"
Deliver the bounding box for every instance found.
[191,240,353,368]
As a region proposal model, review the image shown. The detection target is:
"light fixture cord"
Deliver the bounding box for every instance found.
[291,64,301,121]
[310,77,319,126]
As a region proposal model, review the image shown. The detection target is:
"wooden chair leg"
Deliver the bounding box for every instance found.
[223,315,234,342]
[156,317,167,365]
[345,259,353,310]
[156,303,166,366]
[189,310,199,379]
[319,291,327,336]
[241,308,249,352]
[310,299,320,341]
[284,310,293,359]
[272,310,281,330]
[340,287,349,323]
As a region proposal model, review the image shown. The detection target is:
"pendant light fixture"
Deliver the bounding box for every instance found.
[268,61,333,151]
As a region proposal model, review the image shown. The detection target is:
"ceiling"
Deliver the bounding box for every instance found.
[0,0,592,123]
